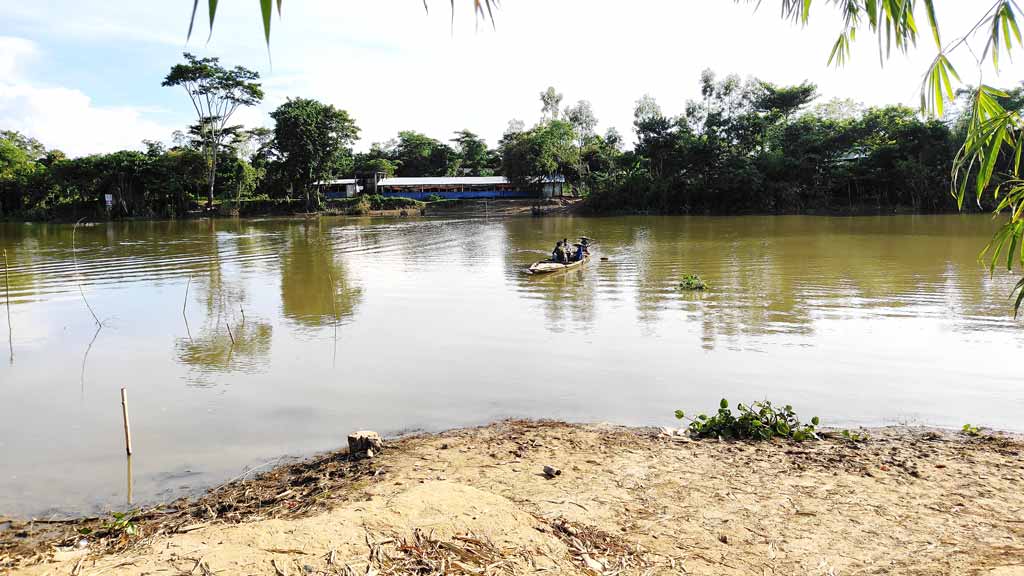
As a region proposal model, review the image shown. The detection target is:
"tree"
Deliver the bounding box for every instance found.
[564,100,598,149]
[755,81,818,121]
[163,52,264,208]
[749,0,1024,310]
[354,144,399,178]
[451,129,492,176]
[270,98,360,209]
[501,120,578,194]
[391,131,457,177]
[540,87,563,121]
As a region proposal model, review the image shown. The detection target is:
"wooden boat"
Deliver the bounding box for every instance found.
[528,253,590,274]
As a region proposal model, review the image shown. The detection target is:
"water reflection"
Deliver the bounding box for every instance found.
[281,223,363,329]
[175,318,273,385]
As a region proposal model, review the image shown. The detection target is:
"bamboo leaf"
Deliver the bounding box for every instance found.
[923,0,941,47]
[261,0,272,46]
[187,0,200,40]
[208,0,219,41]
[1013,277,1024,316]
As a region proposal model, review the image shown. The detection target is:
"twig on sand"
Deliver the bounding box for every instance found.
[72,218,101,326]
[3,249,11,361]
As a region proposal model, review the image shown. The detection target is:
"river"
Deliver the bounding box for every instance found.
[0,214,1021,518]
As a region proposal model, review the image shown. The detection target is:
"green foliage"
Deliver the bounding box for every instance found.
[678,274,707,290]
[102,511,139,538]
[163,53,264,206]
[840,429,869,443]
[270,98,360,210]
[424,193,444,203]
[451,130,493,176]
[962,423,982,437]
[585,72,963,215]
[501,120,578,193]
[675,399,821,441]
[362,195,422,210]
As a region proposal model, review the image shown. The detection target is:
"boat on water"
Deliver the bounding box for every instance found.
[528,253,590,274]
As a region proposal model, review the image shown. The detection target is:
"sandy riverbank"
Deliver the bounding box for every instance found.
[2,420,1023,575]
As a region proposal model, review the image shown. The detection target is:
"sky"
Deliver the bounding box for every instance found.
[0,0,1018,157]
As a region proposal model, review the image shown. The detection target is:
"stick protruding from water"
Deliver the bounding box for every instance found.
[3,249,11,362]
[72,219,101,326]
[120,387,133,456]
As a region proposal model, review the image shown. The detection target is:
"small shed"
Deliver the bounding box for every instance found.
[315,179,362,199]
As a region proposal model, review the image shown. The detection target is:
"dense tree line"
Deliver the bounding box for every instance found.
[585,71,975,214]
[3,58,1020,220]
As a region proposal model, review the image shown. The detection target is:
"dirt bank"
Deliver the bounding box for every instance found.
[2,420,1023,575]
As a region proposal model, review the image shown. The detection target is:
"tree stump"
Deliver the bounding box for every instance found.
[348,431,383,459]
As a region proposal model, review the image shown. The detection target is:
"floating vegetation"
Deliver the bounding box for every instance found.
[678,274,707,291]
[962,423,981,437]
[675,399,820,442]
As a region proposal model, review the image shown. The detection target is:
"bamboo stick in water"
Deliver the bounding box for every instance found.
[120,387,133,456]
[3,249,11,361]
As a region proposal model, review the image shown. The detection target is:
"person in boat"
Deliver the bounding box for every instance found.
[561,238,570,262]
[572,242,589,261]
[552,240,566,263]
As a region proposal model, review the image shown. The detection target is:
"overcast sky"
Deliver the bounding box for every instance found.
[0,1,1017,157]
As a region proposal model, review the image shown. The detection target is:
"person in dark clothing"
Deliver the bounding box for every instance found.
[552,240,566,263]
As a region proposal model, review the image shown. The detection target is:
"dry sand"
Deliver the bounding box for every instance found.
[2,420,1023,575]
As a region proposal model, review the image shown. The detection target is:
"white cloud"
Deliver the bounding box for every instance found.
[0,36,173,156]
[0,36,37,78]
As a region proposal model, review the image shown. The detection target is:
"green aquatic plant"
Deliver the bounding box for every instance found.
[962,423,982,437]
[89,511,139,538]
[675,399,820,441]
[840,429,869,443]
[678,274,707,291]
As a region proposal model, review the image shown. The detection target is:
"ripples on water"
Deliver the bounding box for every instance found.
[0,215,1022,518]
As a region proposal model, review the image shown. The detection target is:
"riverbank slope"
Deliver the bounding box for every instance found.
[3,420,1023,575]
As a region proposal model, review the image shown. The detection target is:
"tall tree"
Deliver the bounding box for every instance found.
[755,81,818,121]
[564,100,598,150]
[501,120,578,194]
[540,87,563,121]
[389,131,457,177]
[451,130,492,176]
[270,98,360,210]
[163,53,264,208]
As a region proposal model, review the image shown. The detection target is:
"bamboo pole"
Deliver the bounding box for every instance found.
[120,387,132,456]
[126,454,133,506]
[3,249,11,361]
